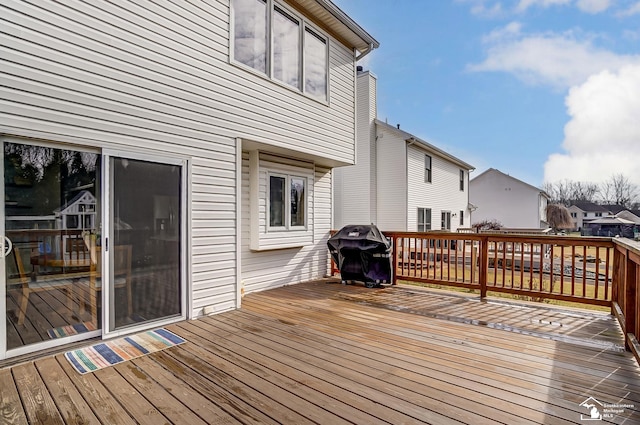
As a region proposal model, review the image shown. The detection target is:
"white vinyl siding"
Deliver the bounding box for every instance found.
[407,144,468,233]
[242,152,331,293]
[0,1,356,166]
[376,126,407,231]
[0,1,360,319]
[333,70,377,228]
[469,169,548,229]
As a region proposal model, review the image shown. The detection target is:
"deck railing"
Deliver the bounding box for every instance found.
[329,230,640,363]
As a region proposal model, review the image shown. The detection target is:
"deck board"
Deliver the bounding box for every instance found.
[1,279,640,424]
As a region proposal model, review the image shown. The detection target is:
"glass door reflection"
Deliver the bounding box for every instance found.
[4,142,101,350]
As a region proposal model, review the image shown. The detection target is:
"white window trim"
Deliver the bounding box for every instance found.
[230,0,330,103]
[249,151,314,251]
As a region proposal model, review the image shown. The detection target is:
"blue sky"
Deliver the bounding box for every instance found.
[335,0,640,188]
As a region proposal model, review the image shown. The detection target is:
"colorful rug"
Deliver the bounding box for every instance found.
[48,322,98,339]
[65,328,185,374]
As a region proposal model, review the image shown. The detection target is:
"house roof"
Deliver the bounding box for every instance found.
[589,216,636,225]
[291,0,379,56]
[601,204,627,214]
[373,119,475,171]
[470,168,550,198]
[569,201,611,213]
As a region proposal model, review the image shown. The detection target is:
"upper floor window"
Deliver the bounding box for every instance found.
[233,0,267,73]
[418,208,431,232]
[459,170,464,191]
[232,0,328,100]
[571,212,577,218]
[425,155,432,183]
[595,212,602,217]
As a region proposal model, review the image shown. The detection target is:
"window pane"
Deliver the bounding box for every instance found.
[270,176,285,227]
[290,177,305,227]
[273,6,300,88]
[233,0,267,73]
[425,155,432,183]
[304,28,327,99]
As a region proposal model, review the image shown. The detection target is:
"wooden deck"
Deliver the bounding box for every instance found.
[2,278,640,424]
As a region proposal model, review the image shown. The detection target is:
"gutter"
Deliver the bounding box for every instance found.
[316,0,380,51]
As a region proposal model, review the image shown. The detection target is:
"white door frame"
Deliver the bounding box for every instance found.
[101,149,189,338]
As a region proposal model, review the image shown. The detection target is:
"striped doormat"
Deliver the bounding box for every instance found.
[65,328,185,374]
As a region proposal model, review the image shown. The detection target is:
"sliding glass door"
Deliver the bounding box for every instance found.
[1,140,186,358]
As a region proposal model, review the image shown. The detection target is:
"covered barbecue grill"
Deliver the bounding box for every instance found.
[327,224,392,287]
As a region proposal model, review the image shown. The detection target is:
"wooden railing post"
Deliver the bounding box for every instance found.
[625,251,638,350]
[479,235,488,299]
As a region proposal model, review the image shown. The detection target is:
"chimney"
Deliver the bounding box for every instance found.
[397,124,400,129]
[356,65,363,73]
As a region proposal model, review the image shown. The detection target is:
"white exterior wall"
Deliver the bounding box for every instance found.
[0,1,357,317]
[470,171,544,228]
[407,144,469,232]
[375,126,408,231]
[241,152,331,294]
[334,71,377,228]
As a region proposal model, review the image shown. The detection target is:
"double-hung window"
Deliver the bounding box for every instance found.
[232,0,329,101]
[460,170,465,191]
[418,208,431,232]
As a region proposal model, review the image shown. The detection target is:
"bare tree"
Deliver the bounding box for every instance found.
[542,179,598,205]
[598,174,638,208]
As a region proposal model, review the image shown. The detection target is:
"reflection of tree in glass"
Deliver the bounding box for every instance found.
[4,143,98,216]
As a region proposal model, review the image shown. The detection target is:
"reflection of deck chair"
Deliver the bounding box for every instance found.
[11,246,75,326]
[82,242,133,326]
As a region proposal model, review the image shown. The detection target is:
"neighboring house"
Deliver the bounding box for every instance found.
[469,168,550,229]
[568,202,612,231]
[334,69,475,232]
[0,0,377,359]
[617,209,640,224]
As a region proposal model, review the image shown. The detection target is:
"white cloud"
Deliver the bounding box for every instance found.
[468,26,640,89]
[543,65,640,186]
[576,0,612,13]
[617,1,640,16]
[516,0,571,12]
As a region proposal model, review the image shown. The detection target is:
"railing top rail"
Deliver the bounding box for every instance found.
[613,238,640,258]
[376,231,616,247]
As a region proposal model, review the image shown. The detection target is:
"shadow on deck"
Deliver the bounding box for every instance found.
[1,278,639,424]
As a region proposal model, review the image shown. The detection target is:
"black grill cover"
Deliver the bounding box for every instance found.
[328,224,392,284]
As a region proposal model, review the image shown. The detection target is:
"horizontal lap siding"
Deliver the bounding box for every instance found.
[242,153,331,293]
[376,128,407,231]
[1,0,356,315]
[1,1,356,163]
[407,145,468,232]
